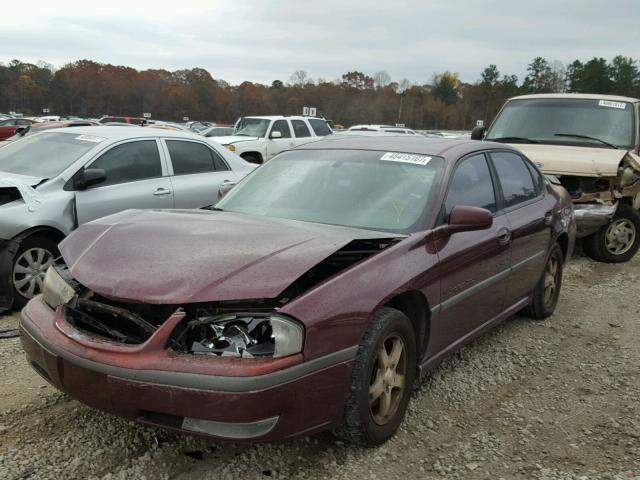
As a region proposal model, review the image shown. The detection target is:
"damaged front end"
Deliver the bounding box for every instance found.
[45,265,305,358]
[42,236,399,358]
[555,153,640,238]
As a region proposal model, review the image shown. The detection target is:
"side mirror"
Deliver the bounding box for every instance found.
[218,182,236,199]
[77,168,107,190]
[447,206,493,234]
[470,126,486,140]
[270,130,282,139]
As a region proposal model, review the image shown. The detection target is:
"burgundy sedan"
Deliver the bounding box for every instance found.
[20,137,575,445]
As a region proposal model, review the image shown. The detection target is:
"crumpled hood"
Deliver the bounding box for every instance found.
[0,172,45,188]
[515,144,639,177]
[210,135,260,145]
[0,172,45,211]
[60,209,401,304]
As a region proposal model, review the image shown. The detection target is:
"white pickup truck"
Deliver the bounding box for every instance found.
[211,116,333,164]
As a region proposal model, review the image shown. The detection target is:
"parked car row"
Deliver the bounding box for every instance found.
[3,93,637,448]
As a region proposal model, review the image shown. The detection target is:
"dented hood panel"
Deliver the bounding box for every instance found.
[60,209,401,304]
[514,144,632,177]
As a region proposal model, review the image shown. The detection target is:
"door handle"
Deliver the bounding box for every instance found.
[497,228,512,246]
[544,211,553,226]
[153,188,172,196]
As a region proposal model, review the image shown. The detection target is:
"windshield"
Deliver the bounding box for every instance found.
[0,132,104,178]
[234,118,270,137]
[486,98,636,149]
[216,149,444,233]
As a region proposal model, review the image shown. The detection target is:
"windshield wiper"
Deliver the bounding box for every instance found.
[554,133,619,149]
[488,136,538,144]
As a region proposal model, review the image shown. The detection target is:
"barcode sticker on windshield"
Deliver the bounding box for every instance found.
[380,152,432,165]
[75,135,105,143]
[598,100,626,109]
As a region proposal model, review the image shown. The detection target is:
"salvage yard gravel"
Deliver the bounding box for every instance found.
[0,251,639,480]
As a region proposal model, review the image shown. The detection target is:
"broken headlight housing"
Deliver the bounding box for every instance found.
[175,313,304,359]
[42,266,76,309]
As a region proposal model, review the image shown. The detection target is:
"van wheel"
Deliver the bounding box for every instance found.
[523,243,564,320]
[334,307,416,446]
[12,236,58,309]
[583,206,640,263]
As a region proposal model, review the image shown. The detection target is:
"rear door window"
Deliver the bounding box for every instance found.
[308,119,332,136]
[490,151,539,207]
[167,140,229,174]
[292,120,311,138]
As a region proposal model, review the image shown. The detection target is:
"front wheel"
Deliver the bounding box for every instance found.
[583,205,640,263]
[12,236,59,309]
[334,307,416,446]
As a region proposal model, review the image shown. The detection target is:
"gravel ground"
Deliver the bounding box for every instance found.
[0,250,639,480]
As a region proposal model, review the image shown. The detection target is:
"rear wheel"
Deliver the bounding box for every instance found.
[523,243,564,320]
[583,205,640,263]
[12,236,58,309]
[334,307,416,445]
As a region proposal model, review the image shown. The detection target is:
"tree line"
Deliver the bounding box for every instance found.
[1,56,638,130]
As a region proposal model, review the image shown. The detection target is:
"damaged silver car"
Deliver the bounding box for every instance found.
[473,93,640,262]
[0,126,255,310]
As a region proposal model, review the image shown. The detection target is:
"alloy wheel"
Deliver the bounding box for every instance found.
[605,219,636,256]
[369,335,407,425]
[13,248,54,299]
[543,253,560,308]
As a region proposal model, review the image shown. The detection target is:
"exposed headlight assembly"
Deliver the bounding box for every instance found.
[176,313,304,358]
[42,266,76,309]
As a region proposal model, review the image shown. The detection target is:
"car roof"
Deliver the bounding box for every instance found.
[37,125,205,140]
[296,134,514,159]
[511,93,640,103]
[241,115,325,121]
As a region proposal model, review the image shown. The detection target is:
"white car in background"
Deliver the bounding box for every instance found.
[348,124,418,135]
[211,116,333,164]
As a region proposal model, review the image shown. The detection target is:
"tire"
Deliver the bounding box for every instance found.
[583,205,640,263]
[11,236,59,309]
[241,153,262,165]
[334,307,417,446]
[523,243,564,320]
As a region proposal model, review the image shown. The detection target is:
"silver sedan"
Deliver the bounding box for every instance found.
[0,126,255,310]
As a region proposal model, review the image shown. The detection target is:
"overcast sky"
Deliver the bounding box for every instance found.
[1,0,638,86]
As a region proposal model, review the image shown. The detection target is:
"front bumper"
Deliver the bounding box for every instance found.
[20,296,356,441]
[573,203,618,238]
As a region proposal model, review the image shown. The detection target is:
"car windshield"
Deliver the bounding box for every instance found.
[216,149,444,233]
[0,132,104,178]
[234,118,270,137]
[486,98,635,149]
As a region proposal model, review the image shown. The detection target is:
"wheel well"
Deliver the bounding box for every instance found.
[15,227,66,246]
[384,290,431,358]
[240,152,263,163]
[556,232,569,261]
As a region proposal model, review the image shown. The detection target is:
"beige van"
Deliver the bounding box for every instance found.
[473,93,640,263]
